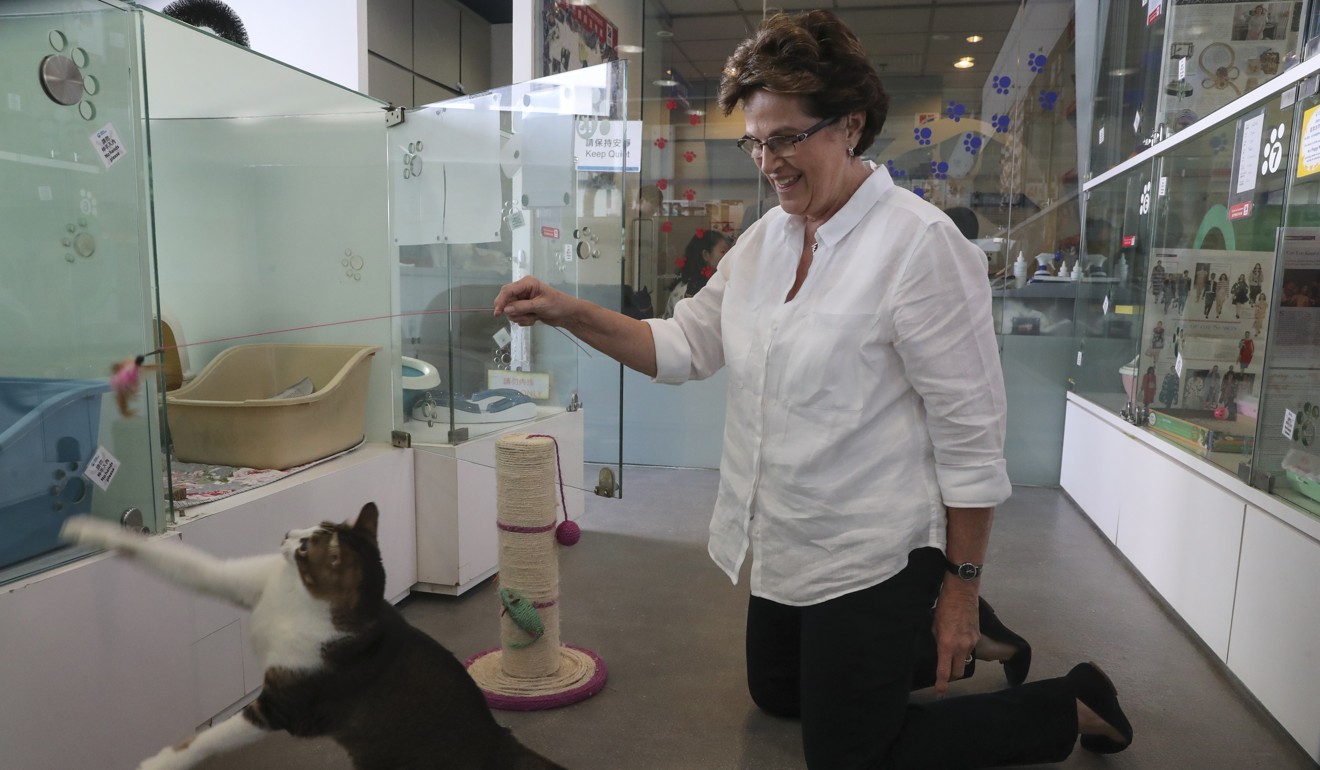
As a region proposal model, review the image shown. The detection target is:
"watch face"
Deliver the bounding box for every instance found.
[958,563,980,580]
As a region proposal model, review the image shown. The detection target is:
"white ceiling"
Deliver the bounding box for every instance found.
[653,0,1024,89]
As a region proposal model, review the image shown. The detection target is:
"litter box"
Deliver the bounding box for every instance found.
[166,344,380,471]
[0,377,110,570]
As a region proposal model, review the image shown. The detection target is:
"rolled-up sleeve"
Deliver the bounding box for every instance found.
[643,267,729,384]
[891,221,1011,508]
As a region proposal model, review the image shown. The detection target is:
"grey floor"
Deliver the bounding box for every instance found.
[196,466,1315,769]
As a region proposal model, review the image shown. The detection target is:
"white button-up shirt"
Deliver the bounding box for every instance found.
[644,164,1011,606]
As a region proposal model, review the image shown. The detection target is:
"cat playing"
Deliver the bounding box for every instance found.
[61,504,566,770]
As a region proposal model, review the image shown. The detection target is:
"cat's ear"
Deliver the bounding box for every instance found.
[353,503,380,541]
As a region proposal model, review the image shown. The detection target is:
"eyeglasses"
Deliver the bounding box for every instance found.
[737,116,839,159]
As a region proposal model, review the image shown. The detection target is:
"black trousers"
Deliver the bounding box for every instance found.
[746,547,1078,770]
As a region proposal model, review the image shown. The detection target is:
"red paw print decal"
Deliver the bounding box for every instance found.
[683,151,696,163]
[656,179,668,191]
[683,189,696,201]
[665,99,677,111]
[660,220,673,233]
[654,137,667,149]
[695,227,706,238]
[675,256,687,268]
[689,114,702,125]
[700,265,714,278]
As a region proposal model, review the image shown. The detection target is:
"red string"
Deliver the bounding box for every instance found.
[148,307,495,354]
[526,433,570,526]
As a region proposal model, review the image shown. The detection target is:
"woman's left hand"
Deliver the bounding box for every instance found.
[932,581,980,695]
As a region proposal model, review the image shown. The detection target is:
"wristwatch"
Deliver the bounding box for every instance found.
[946,560,983,580]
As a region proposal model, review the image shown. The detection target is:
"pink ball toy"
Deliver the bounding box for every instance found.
[556,519,581,546]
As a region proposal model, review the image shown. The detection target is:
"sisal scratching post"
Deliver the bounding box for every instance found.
[464,434,607,710]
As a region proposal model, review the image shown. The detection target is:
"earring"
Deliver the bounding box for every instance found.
[847,146,855,157]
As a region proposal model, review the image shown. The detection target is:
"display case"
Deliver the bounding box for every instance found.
[0,0,165,584]
[390,62,627,593]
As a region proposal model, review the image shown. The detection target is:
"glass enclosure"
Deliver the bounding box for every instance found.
[390,62,627,460]
[1075,0,1320,522]
[0,0,164,584]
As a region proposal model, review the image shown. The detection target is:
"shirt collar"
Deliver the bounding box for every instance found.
[810,160,890,253]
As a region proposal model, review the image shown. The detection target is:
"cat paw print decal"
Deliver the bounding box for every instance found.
[885,159,907,178]
[660,220,673,233]
[946,101,966,122]
[931,161,949,180]
[654,137,667,149]
[1262,123,1285,175]
[963,134,982,155]
[1039,90,1058,110]
[993,75,1012,95]
[683,189,696,201]
[342,249,364,281]
[1027,52,1047,74]
[656,178,668,190]
[912,186,927,200]
[991,113,1011,133]
[683,151,696,162]
[1138,180,1151,216]
[914,126,933,146]
[665,99,677,111]
[689,113,702,125]
[79,188,97,216]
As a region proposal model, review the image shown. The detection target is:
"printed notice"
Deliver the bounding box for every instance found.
[90,123,125,169]
[1298,104,1320,178]
[84,446,121,491]
[1236,112,1264,195]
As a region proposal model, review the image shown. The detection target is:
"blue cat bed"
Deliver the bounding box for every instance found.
[0,377,109,571]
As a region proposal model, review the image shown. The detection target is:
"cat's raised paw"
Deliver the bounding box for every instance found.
[137,744,194,770]
[61,515,141,551]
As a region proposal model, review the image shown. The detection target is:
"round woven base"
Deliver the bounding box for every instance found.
[464,644,608,711]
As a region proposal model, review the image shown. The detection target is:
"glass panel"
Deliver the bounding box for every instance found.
[1073,164,1154,412]
[1158,1,1310,141]
[0,0,165,584]
[139,11,396,520]
[1253,85,1320,516]
[391,62,627,447]
[1091,0,1168,177]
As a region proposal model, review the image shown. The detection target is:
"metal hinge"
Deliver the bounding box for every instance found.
[391,430,411,448]
[385,106,405,127]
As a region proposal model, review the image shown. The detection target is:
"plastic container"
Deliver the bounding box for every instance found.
[1283,448,1320,504]
[0,377,109,570]
[166,344,380,470]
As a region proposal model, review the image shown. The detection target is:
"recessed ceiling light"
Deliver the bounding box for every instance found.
[954,56,975,69]
[966,34,984,43]
[932,33,950,40]
[656,29,674,38]
[1109,67,1137,76]
[617,44,644,54]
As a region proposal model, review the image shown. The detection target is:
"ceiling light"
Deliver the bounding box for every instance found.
[1109,67,1137,76]
[932,33,950,40]
[966,34,984,43]
[954,57,975,69]
[617,44,644,54]
[653,69,678,87]
[656,29,674,38]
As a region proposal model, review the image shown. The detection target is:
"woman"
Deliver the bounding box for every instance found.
[663,230,731,318]
[495,11,1131,767]
[1232,273,1250,318]
[1249,262,1264,302]
[1214,272,1231,317]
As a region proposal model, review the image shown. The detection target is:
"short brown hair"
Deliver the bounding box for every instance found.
[719,10,888,155]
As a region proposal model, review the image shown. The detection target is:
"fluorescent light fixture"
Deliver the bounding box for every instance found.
[656,29,674,38]
[954,57,975,69]
[617,44,644,54]
[966,34,984,43]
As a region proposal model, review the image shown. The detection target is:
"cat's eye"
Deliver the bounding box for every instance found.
[298,539,309,553]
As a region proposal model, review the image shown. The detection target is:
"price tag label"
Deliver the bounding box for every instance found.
[1175,352,1184,378]
[1284,409,1297,439]
[493,327,512,349]
[1178,58,1186,81]
[84,446,121,491]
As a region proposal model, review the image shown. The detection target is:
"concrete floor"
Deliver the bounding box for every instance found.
[196,466,1315,769]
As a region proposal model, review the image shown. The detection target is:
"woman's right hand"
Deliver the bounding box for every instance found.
[494,276,578,327]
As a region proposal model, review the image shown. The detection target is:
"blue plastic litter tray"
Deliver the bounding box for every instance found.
[0,377,110,570]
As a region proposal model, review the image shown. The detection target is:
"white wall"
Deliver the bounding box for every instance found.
[136,0,367,91]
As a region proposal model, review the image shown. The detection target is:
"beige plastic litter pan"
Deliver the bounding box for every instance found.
[166,343,380,470]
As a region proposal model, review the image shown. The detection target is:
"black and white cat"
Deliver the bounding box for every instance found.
[62,504,565,770]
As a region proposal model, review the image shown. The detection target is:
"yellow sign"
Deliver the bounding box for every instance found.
[1297,104,1320,179]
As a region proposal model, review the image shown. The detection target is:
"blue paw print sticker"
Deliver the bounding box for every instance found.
[1209,133,1228,154]
[913,126,933,146]
[1038,90,1058,110]
[993,75,1012,95]
[1028,52,1047,74]
[946,101,966,122]
[963,133,982,155]
[991,113,1011,133]
[912,186,927,200]
[931,161,949,180]
[885,159,907,178]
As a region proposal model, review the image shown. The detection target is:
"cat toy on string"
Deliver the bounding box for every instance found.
[105,307,594,419]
